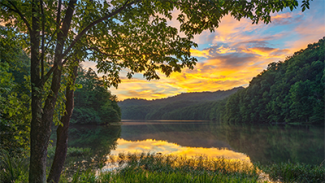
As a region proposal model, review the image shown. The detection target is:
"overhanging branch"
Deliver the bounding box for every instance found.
[6,1,32,33]
[41,0,139,86]
[61,0,139,59]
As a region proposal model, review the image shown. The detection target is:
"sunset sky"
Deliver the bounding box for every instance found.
[84,0,325,101]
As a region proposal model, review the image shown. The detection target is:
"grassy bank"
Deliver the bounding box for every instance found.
[1,152,324,182]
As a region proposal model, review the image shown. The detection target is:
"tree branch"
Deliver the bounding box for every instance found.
[56,0,62,31]
[61,0,139,59]
[43,0,62,55]
[1,1,32,33]
[42,0,139,86]
[87,47,156,58]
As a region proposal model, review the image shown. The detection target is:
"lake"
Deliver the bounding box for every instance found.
[49,120,324,174]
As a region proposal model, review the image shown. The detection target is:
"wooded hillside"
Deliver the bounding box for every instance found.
[118,87,242,120]
[212,37,324,123]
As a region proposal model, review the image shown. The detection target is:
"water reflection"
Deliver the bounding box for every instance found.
[49,124,121,174]
[111,138,250,161]
[119,121,324,165]
[50,120,324,174]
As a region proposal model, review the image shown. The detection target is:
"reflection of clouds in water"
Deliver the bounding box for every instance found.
[110,138,250,161]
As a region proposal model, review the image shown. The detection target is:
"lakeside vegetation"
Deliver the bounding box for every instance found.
[2,153,324,183]
[71,67,121,124]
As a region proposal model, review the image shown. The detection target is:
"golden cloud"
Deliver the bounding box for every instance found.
[190,48,211,58]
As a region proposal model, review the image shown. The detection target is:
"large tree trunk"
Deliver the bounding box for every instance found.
[29,0,76,182]
[47,65,78,183]
[29,0,47,182]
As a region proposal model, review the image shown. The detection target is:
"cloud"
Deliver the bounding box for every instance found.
[271,12,303,25]
[190,48,211,58]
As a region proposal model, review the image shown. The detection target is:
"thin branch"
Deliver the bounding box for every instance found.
[43,28,59,53]
[2,1,32,33]
[61,0,139,59]
[87,47,156,58]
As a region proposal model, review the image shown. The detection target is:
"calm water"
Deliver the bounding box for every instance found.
[49,120,324,173]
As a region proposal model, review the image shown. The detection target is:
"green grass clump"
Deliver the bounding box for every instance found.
[0,150,29,183]
[258,162,325,183]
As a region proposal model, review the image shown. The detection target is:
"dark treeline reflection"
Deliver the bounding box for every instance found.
[219,123,324,165]
[48,124,121,174]
[121,121,324,165]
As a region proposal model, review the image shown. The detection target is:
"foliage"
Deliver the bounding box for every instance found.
[119,87,242,120]
[0,27,31,155]
[213,38,325,124]
[71,67,121,124]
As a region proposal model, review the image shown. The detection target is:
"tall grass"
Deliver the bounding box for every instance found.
[73,153,261,183]
[2,152,324,183]
[257,161,325,183]
[0,150,29,182]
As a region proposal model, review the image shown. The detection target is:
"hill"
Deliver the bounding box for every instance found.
[118,87,243,120]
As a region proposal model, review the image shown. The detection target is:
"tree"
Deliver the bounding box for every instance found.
[0,0,312,182]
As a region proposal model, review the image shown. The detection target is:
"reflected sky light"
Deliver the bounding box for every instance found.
[110,138,250,161]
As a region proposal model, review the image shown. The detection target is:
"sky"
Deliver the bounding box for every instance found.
[83,0,325,101]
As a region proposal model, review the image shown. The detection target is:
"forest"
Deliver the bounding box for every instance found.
[118,87,242,120]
